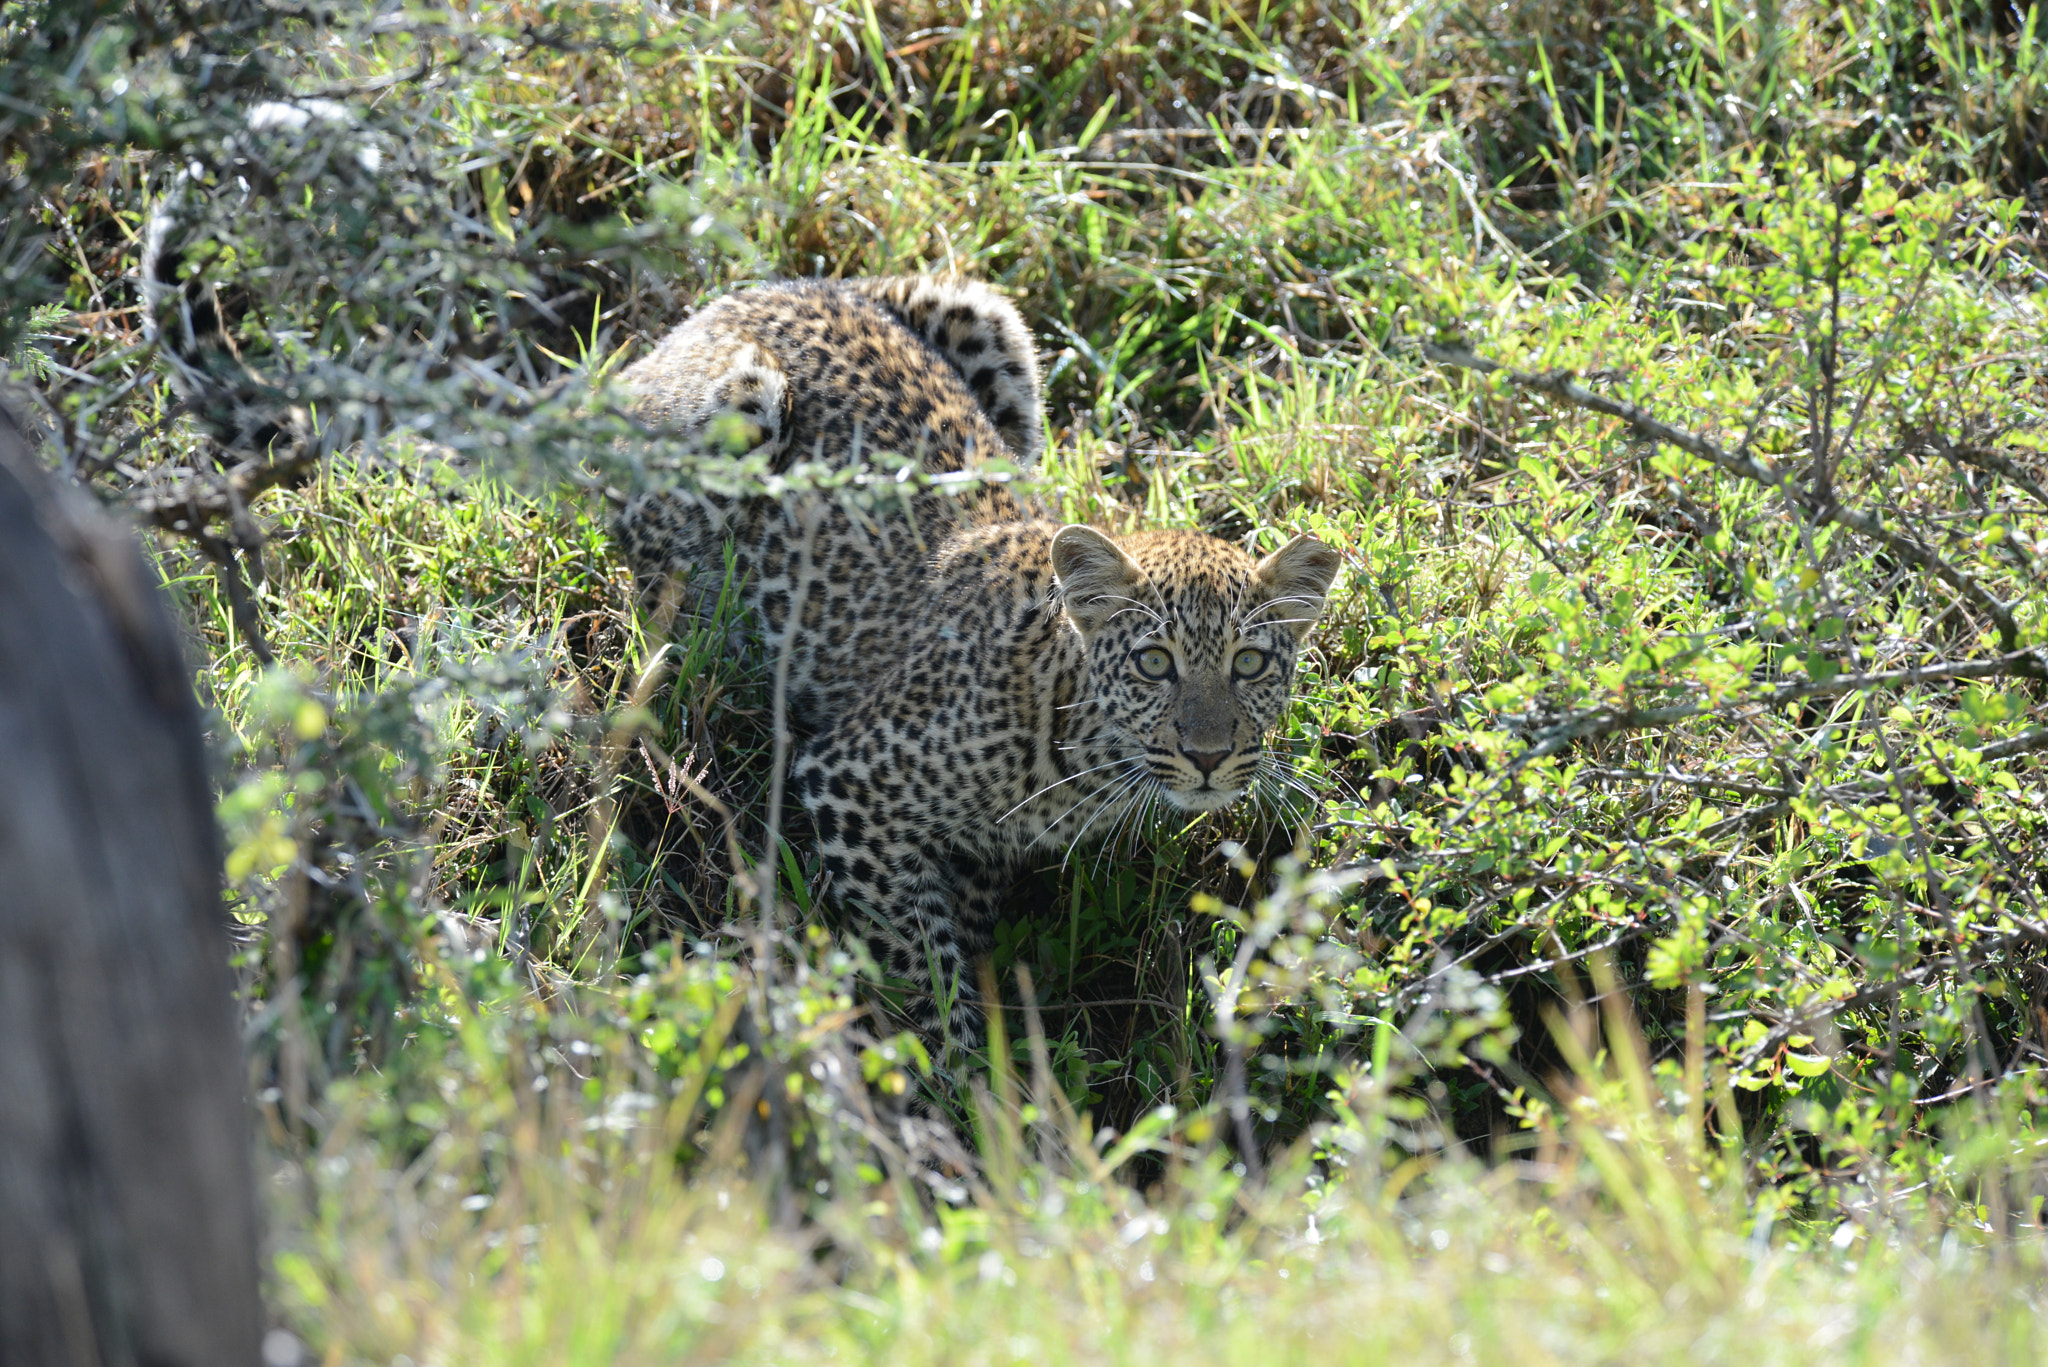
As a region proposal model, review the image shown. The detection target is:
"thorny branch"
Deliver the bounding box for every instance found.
[127,445,323,535]
[1419,342,2042,669]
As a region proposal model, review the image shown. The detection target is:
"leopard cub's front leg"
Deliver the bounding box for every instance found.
[794,745,1009,1056]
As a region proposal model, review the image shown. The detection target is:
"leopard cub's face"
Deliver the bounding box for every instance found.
[1051,526,1342,813]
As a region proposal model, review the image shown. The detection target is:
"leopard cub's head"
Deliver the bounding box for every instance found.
[1051,524,1341,813]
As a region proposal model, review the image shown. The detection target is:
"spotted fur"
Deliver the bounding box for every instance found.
[615,278,1341,1053]
[840,275,1043,463]
[615,278,1032,721]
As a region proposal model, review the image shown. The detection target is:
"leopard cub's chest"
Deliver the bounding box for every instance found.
[861,587,1130,858]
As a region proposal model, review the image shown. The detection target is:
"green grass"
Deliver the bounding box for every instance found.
[277,1070,2048,1365]
[9,0,2048,1359]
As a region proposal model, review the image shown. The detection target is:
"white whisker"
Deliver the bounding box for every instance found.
[1063,779,1150,872]
[1056,766,1152,868]
[1033,760,1147,851]
[1113,782,1162,861]
[1085,787,1145,880]
[1093,776,1151,867]
[1239,593,1323,630]
[1094,592,1167,622]
[1000,754,1143,824]
[1255,753,1324,814]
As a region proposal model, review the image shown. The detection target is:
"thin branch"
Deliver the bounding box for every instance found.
[1932,436,2048,512]
[1420,343,1782,484]
[1811,162,1851,505]
[194,531,273,665]
[1502,650,2046,775]
[1420,343,2040,664]
[1581,767,1795,800]
[1509,517,1605,614]
[126,447,322,533]
[1835,253,1938,460]
[1975,727,2048,763]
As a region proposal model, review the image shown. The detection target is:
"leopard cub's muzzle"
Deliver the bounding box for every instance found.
[1146,716,1263,813]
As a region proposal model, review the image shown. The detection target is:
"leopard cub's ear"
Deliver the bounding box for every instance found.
[688,344,791,463]
[1051,525,1148,636]
[1250,534,1341,641]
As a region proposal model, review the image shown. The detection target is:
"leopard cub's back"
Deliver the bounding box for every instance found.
[613,277,1044,722]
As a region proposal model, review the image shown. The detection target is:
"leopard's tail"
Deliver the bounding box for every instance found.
[139,100,363,456]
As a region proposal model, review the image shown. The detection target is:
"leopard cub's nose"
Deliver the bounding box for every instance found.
[1181,747,1231,774]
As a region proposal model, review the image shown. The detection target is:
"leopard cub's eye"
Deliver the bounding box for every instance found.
[1232,647,1268,679]
[1133,646,1174,680]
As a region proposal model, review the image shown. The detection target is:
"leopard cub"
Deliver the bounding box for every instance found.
[615,277,1339,1050]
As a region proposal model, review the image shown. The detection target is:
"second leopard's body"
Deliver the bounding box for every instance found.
[616,277,1339,1049]
[614,276,1039,722]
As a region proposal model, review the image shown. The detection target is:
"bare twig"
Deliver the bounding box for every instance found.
[1420,343,1781,483]
[1509,517,1605,614]
[1492,650,2046,787]
[194,531,273,665]
[1931,436,2048,512]
[126,447,322,534]
[1581,767,1795,800]
[1975,727,2048,762]
[1810,163,1853,505]
[1420,342,2040,665]
[755,500,824,937]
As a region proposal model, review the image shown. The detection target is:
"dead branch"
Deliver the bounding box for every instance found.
[1420,342,2042,667]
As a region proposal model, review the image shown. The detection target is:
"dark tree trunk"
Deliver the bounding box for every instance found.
[0,407,260,1367]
